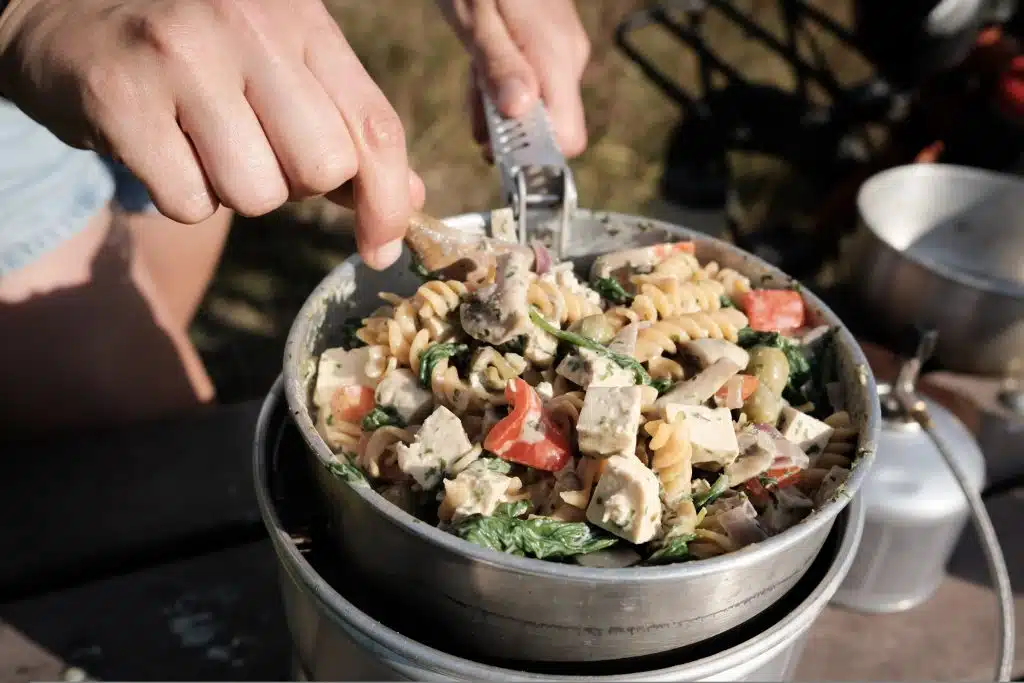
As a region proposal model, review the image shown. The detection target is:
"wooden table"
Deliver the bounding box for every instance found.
[1,375,1022,681]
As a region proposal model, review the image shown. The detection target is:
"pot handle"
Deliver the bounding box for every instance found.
[892,330,1016,682]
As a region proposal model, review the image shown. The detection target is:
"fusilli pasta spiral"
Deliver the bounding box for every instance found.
[814,411,857,468]
[528,280,603,326]
[360,425,414,480]
[701,261,752,300]
[634,308,749,362]
[629,277,725,321]
[645,414,693,504]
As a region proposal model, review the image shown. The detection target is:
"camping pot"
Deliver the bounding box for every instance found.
[833,383,986,612]
[281,207,881,663]
[254,375,867,682]
[852,164,1024,378]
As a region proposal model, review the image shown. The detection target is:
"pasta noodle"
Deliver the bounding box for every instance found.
[309,236,859,567]
[634,308,749,362]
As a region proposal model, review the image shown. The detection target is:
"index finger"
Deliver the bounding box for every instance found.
[305,25,414,269]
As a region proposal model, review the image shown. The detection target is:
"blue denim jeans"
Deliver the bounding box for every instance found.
[0,98,156,276]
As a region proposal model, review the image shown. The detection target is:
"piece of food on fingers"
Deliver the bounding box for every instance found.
[308,229,859,567]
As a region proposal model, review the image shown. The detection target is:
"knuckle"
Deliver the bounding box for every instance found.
[82,62,137,113]
[290,152,357,197]
[359,105,405,154]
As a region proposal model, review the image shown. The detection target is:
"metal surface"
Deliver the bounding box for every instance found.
[833,382,985,613]
[254,375,867,681]
[480,90,577,259]
[853,164,1024,376]
[888,332,1015,681]
[281,209,881,663]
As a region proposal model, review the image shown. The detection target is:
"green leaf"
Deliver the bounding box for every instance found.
[339,317,367,350]
[647,533,696,565]
[694,474,729,508]
[720,295,736,308]
[452,503,618,560]
[325,454,369,486]
[361,405,405,432]
[591,277,634,305]
[409,253,431,279]
[650,377,675,395]
[418,342,469,388]
[529,308,651,385]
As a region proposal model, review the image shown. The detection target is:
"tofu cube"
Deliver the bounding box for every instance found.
[374,368,433,424]
[586,454,663,544]
[664,404,740,466]
[313,346,377,409]
[396,406,473,489]
[779,406,835,456]
[577,386,644,459]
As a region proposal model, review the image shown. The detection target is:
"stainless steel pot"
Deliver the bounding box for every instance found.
[281,208,881,662]
[254,374,867,681]
[852,164,1024,377]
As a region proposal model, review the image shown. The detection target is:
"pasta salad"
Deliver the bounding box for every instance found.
[309,239,858,567]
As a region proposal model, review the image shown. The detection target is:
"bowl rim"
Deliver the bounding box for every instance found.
[281,208,881,583]
[254,376,867,680]
[857,163,1024,299]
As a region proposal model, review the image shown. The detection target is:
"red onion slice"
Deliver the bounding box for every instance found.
[531,241,552,275]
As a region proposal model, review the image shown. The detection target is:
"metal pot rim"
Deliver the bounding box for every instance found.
[281,208,881,584]
[254,374,867,679]
[857,163,1024,299]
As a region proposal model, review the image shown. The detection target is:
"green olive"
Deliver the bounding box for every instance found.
[742,384,783,425]
[571,314,615,345]
[746,346,790,396]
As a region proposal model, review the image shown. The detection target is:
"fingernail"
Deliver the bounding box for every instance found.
[368,238,403,270]
[498,77,532,115]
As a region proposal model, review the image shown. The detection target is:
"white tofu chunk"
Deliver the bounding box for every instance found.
[374,368,434,424]
[395,406,473,489]
[577,386,644,459]
[313,346,377,409]
[664,404,740,466]
[524,324,559,367]
[586,454,663,544]
[556,348,634,388]
[779,405,835,457]
[441,462,522,523]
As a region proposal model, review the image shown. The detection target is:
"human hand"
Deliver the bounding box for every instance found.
[437,0,591,158]
[0,0,424,269]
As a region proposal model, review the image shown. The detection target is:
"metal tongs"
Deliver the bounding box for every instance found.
[889,330,1015,682]
[479,87,578,260]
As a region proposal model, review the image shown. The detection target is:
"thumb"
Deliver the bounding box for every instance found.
[470,5,539,118]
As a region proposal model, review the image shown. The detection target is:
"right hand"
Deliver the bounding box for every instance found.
[0,0,423,269]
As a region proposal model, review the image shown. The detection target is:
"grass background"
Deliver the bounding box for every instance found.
[193,0,879,402]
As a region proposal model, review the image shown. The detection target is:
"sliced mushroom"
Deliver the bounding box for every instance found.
[682,339,750,370]
[405,211,534,284]
[655,357,742,410]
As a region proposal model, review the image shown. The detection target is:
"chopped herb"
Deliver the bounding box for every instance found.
[339,317,367,349]
[496,335,527,355]
[325,454,369,486]
[646,533,696,565]
[361,405,405,432]
[452,500,618,560]
[694,474,729,508]
[472,456,513,475]
[650,377,675,395]
[720,295,736,308]
[592,277,634,305]
[529,308,651,385]
[409,253,431,279]
[418,342,469,388]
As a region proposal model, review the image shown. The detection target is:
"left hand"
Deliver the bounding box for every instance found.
[437,0,590,158]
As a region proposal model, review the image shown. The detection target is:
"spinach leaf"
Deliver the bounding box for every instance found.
[409,252,431,279]
[720,295,736,308]
[452,501,618,560]
[361,405,405,432]
[530,308,651,385]
[737,327,837,414]
[647,533,696,565]
[591,277,634,305]
[650,377,675,395]
[418,342,469,388]
[694,474,729,508]
[339,317,367,350]
[325,454,369,486]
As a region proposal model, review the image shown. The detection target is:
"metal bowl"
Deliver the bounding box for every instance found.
[282,209,881,662]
